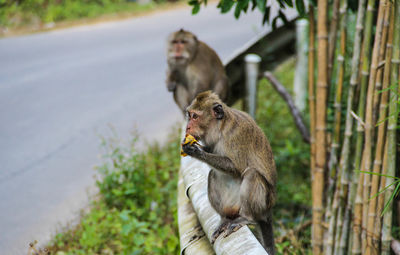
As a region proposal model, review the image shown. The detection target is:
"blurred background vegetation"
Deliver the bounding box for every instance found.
[49,130,182,254]
[256,58,311,254]
[0,0,179,30]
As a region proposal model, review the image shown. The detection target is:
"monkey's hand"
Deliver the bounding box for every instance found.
[181,136,203,158]
[166,69,178,92]
[182,143,203,158]
[181,134,199,157]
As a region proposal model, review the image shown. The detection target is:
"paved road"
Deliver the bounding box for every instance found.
[0,4,268,254]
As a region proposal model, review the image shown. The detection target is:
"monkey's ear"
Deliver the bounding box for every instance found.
[213,104,224,120]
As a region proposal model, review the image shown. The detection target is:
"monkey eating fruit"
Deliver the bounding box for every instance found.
[181,91,277,254]
[166,29,229,113]
[180,134,198,157]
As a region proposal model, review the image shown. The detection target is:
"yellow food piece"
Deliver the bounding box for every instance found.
[180,134,198,157]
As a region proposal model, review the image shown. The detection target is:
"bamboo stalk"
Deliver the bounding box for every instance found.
[336,1,368,254]
[351,0,376,253]
[324,186,340,255]
[374,140,388,244]
[312,1,329,254]
[325,0,347,242]
[333,1,348,250]
[381,1,400,253]
[352,164,365,255]
[334,195,345,254]
[361,0,387,252]
[328,0,341,81]
[338,192,351,255]
[308,4,316,183]
[323,0,348,253]
[365,3,393,255]
[372,4,391,129]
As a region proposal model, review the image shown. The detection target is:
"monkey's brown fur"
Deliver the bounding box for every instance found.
[182,91,276,254]
[166,29,229,113]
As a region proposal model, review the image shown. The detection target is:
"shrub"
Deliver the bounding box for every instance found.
[50,129,181,254]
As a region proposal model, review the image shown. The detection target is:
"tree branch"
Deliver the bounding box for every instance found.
[263,71,311,144]
[276,220,312,243]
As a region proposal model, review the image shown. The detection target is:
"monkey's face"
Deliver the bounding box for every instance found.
[185,110,204,141]
[167,30,198,66]
[186,91,225,145]
[185,103,224,144]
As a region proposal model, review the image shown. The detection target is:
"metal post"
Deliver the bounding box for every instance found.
[294,19,309,112]
[244,54,261,119]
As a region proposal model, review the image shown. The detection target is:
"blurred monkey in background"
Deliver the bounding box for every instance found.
[166,29,229,113]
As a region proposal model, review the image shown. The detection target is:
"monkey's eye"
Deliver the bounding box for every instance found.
[192,113,198,119]
[180,40,187,44]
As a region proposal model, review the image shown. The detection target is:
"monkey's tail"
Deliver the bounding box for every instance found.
[258,219,275,255]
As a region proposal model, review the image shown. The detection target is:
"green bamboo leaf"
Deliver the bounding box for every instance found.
[251,0,257,11]
[256,0,266,12]
[277,0,286,8]
[368,181,399,201]
[272,10,288,29]
[295,0,305,16]
[192,4,200,14]
[283,0,293,7]
[243,2,249,13]
[381,181,400,216]
[262,6,271,24]
[375,111,399,126]
[278,10,288,24]
[272,15,278,29]
[234,2,241,18]
[220,0,235,13]
[358,170,400,180]
[234,0,249,19]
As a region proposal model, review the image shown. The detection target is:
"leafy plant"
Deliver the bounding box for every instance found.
[360,171,400,216]
[255,58,312,253]
[189,0,307,25]
[0,0,158,28]
[48,128,181,254]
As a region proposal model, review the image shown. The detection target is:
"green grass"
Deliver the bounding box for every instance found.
[0,0,179,31]
[48,129,181,254]
[46,58,310,254]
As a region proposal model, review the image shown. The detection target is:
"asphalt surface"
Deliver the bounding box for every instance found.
[0,4,269,254]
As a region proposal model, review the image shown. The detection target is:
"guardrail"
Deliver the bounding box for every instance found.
[225,21,296,106]
[177,21,296,255]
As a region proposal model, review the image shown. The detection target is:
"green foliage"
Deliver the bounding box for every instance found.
[256,58,310,208]
[360,170,400,216]
[188,0,306,25]
[0,0,157,28]
[49,130,181,254]
[255,58,311,252]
